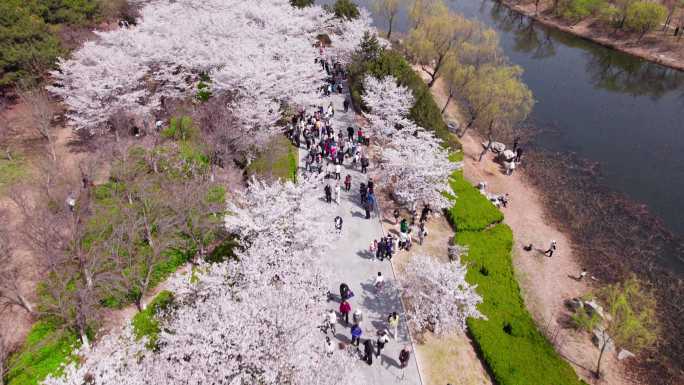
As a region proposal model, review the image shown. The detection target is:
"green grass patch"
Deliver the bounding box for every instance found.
[131,290,175,350]
[0,156,27,191]
[5,320,79,385]
[446,170,503,232]
[246,135,298,182]
[448,172,585,385]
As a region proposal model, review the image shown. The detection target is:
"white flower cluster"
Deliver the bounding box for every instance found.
[362,75,460,209]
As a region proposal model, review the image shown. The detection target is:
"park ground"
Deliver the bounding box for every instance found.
[427,76,639,385]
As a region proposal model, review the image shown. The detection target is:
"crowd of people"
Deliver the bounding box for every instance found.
[290,52,416,374]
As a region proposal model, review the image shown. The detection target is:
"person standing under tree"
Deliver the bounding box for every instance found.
[326,309,337,334]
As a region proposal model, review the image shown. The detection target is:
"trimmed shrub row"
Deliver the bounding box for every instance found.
[448,172,586,385]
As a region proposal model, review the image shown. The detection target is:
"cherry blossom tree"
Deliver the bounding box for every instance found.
[362,75,460,209]
[361,74,416,139]
[399,255,483,336]
[381,130,459,210]
[44,178,359,385]
[49,0,375,149]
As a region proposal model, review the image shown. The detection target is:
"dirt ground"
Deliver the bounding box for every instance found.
[425,76,640,384]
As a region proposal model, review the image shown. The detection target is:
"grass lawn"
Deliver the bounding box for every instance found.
[246,135,298,182]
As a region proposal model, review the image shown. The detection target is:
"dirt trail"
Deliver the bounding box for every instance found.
[426,76,638,384]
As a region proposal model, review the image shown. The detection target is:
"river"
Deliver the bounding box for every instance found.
[319,0,684,274]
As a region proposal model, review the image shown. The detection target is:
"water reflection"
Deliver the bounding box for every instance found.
[487,2,684,98]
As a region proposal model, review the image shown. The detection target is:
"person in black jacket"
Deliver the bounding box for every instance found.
[363,339,374,365]
[324,184,332,203]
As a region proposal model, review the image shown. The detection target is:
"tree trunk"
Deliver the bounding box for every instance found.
[135,296,143,312]
[595,339,608,378]
[478,121,494,162]
[387,15,394,40]
[458,116,476,138]
[428,74,439,88]
[441,91,453,114]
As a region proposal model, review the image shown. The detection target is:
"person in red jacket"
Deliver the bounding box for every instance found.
[339,300,352,325]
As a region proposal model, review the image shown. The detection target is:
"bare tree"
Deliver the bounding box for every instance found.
[19,86,58,162]
[0,99,14,161]
[0,330,9,385]
[0,222,34,315]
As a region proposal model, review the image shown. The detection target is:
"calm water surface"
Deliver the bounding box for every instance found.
[320,0,684,273]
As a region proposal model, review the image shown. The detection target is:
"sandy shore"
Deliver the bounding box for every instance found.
[425,75,639,384]
[500,1,684,71]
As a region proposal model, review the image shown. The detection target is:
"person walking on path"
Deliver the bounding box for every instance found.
[324,183,332,203]
[388,312,399,339]
[326,309,337,334]
[364,200,371,220]
[376,329,390,358]
[344,174,351,191]
[334,215,343,234]
[420,204,432,223]
[418,222,426,245]
[335,163,341,180]
[351,324,362,346]
[393,209,400,224]
[399,346,411,368]
[347,125,354,141]
[576,268,587,281]
[339,283,353,300]
[325,336,334,357]
[374,272,385,291]
[399,218,408,234]
[352,309,363,324]
[340,300,352,324]
[363,339,373,365]
[335,182,341,204]
[361,155,369,174]
[544,240,557,257]
[343,98,350,113]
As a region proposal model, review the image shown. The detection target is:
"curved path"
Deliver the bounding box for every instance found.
[298,89,422,385]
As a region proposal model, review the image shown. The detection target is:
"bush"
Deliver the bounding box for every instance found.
[28,0,101,25]
[246,135,298,182]
[5,320,79,385]
[131,291,175,349]
[625,1,667,38]
[290,0,314,8]
[206,237,240,263]
[331,0,360,20]
[347,48,459,149]
[558,0,607,22]
[446,171,503,231]
[162,116,197,141]
[0,1,63,87]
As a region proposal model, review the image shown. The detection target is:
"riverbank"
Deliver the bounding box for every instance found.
[425,76,637,384]
[499,1,684,71]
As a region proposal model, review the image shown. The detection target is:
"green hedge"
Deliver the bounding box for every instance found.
[5,320,79,385]
[131,290,175,350]
[446,170,503,232]
[347,49,459,149]
[448,174,585,385]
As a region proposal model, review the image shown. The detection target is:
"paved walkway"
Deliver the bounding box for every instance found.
[298,90,422,385]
